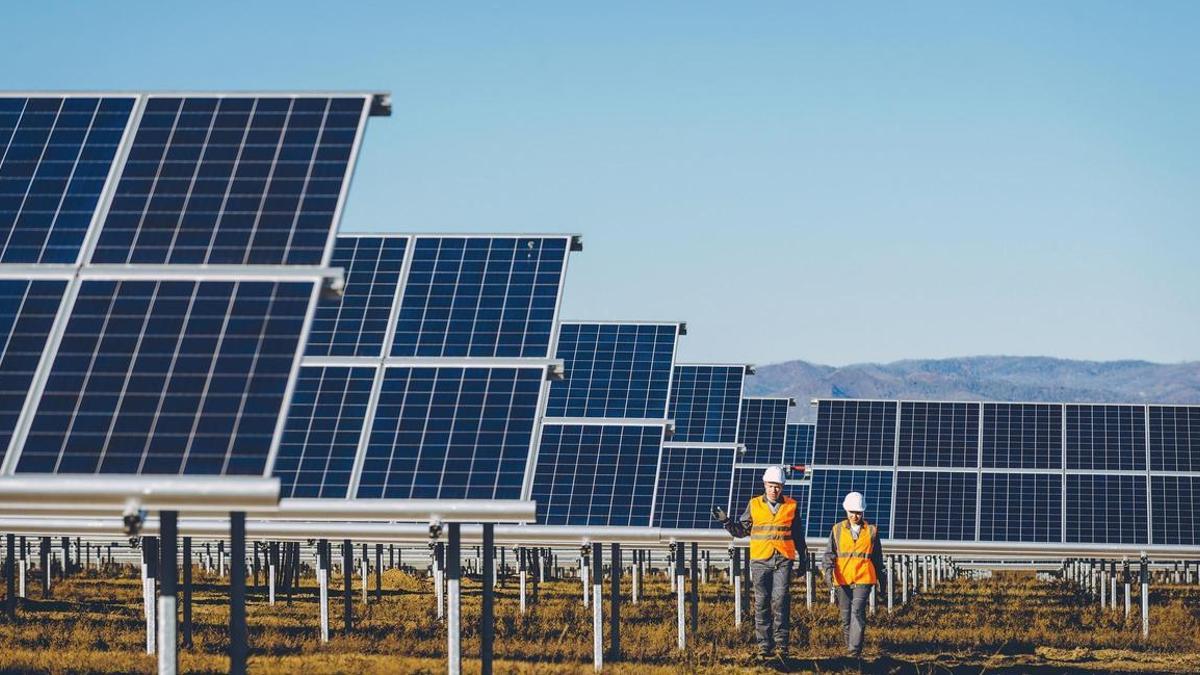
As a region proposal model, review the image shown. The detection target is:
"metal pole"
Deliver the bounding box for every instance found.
[1139,554,1149,639]
[591,542,603,672]
[675,545,686,651]
[610,542,621,662]
[481,524,495,675]
[158,511,178,675]
[229,512,247,675]
[1110,560,1117,610]
[319,541,329,643]
[5,533,14,619]
[886,556,894,613]
[690,542,699,637]
[731,547,741,627]
[40,536,49,598]
[143,537,157,655]
[1100,561,1107,610]
[741,547,751,618]
[1123,559,1131,621]
[342,539,353,634]
[375,543,383,603]
[518,547,527,614]
[805,551,814,610]
[182,536,192,649]
[447,524,462,675]
[581,549,589,608]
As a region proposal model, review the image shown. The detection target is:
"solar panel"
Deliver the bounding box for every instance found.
[668,365,746,443]
[981,403,1062,469]
[274,366,375,498]
[545,322,678,419]
[806,468,893,539]
[979,472,1061,543]
[814,400,896,466]
[783,423,815,466]
[737,397,790,464]
[1151,475,1199,546]
[1148,405,1200,472]
[898,401,978,468]
[91,95,369,265]
[530,424,664,526]
[305,235,408,357]
[16,279,315,475]
[892,470,977,541]
[1064,404,1146,471]
[729,465,809,523]
[0,96,134,263]
[0,279,68,465]
[357,366,543,499]
[390,236,569,359]
[1065,474,1147,544]
[654,445,735,529]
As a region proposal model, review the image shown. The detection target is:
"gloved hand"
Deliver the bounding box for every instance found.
[711,506,728,523]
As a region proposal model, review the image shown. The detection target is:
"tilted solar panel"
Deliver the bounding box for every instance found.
[814,400,897,466]
[305,235,408,358]
[1148,405,1200,472]
[806,468,893,539]
[668,365,745,444]
[546,322,678,419]
[1065,404,1146,471]
[898,401,978,468]
[981,403,1062,469]
[0,279,68,465]
[892,470,977,541]
[979,472,1061,543]
[654,445,734,529]
[783,423,814,466]
[737,397,789,464]
[1066,474,1147,545]
[1151,475,1199,546]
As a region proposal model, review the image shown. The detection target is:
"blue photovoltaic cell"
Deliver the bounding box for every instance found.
[738,398,789,464]
[806,469,893,539]
[981,403,1062,469]
[898,401,978,468]
[0,97,133,263]
[1066,474,1147,544]
[892,471,977,541]
[357,366,542,499]
[729,465,809,524]
[979,472,1061,543]
[669,365,744,443]
[531,424,664,526]
[274,366,375,498]
[783,423,815,466]
[546,323,676,419]
[0,279,68,464]
[92,96,366,265]
[654,445,734,529]
[391,237,568,359]
[814,400,897,466]
[17,280,313,475]
[1148,406,1200,472]
[1151,476,1200,546]
[1065,404,1146,471]
[306,236,407,357]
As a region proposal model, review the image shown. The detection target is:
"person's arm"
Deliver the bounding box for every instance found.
[821,524,838,585]
[791,511,808,573]
[723,503,753,539]
[870,525,886,589]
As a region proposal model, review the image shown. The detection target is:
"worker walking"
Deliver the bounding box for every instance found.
[713,465,808,662]
[821,491,886,659]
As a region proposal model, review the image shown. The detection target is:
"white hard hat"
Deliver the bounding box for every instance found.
[843,491,866,512]
[762,466,786,485]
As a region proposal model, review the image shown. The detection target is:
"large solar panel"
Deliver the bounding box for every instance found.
[530,424,663,526]
[806,468,893,539]
[0,96,134,264]
[1065,474,1147,544]
[981,403,1062,469]
[91,96,369,265]
[305,235,408,358]
[545,322,678,419]
[357,366,543,499]
[1065,404,1146,471]
[17,279,315,475]
[654,445,735,529]
[737,397,790,464]
[729,465,808,523]
[390,236,569,359]
[0,279,68,464]
[274,366,375,498]
[1148,405,1200,472]
[668,365,746,443]
[783,423,814,466]
[814,400,896,466]
[979,472,1061,543]
[892,470,977,541]
[1151,475,1199,546]
[898,401,978,468]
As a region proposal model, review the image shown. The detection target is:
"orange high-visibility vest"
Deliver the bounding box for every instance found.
[748,496,798,560]
[832,520,878,585]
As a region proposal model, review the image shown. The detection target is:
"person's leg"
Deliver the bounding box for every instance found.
[835,585,852,653]
[771,557,792,655]
[848,585,871,656]
[750,560,774,656]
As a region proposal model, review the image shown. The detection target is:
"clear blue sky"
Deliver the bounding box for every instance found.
[6,2,1198,366]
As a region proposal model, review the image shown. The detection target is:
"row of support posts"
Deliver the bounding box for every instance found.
[1065,556,1154,638]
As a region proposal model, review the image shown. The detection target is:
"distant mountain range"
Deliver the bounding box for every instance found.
[745,356,1200,423]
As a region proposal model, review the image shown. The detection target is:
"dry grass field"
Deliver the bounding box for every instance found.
[1,562,1198,673]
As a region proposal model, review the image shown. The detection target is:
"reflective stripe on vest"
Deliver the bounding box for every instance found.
[748,497,798,560]
[832,520,877,586]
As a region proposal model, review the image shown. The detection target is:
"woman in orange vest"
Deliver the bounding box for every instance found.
[821,491,886,659]
[714,465,808,662]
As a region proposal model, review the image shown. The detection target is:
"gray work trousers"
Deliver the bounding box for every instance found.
[836,585,872,656]
[750,554,792,652]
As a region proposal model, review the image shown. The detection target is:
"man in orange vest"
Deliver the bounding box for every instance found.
[714,465,808,662]
[821,491,886,659]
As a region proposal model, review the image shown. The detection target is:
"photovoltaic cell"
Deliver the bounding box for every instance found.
[738,398,789,464]
[979,472,1061,543]
[669,365,744,443]
[783,423,815,466]
[17,279,314,475]
[654,445,734,529]
[898,401,978,468]
[546,323,677,419]
[806,468,893,539]
[729,466,809,524]
[814,400,896,466]
[1148,406,1200,472]
[1151,476,1200,546]
[390,236,568,359]
[0,97,133,263]
[274,366,375,498]
[892,471,977,541]
[1066,474,1147,544]
[306,236,408,357]
[981,403,1062,469]
[531,424,663,526]
[0,279,68,464]
[1064,404,1146,471]
[357,366,542,499]
[92,96,366,265]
